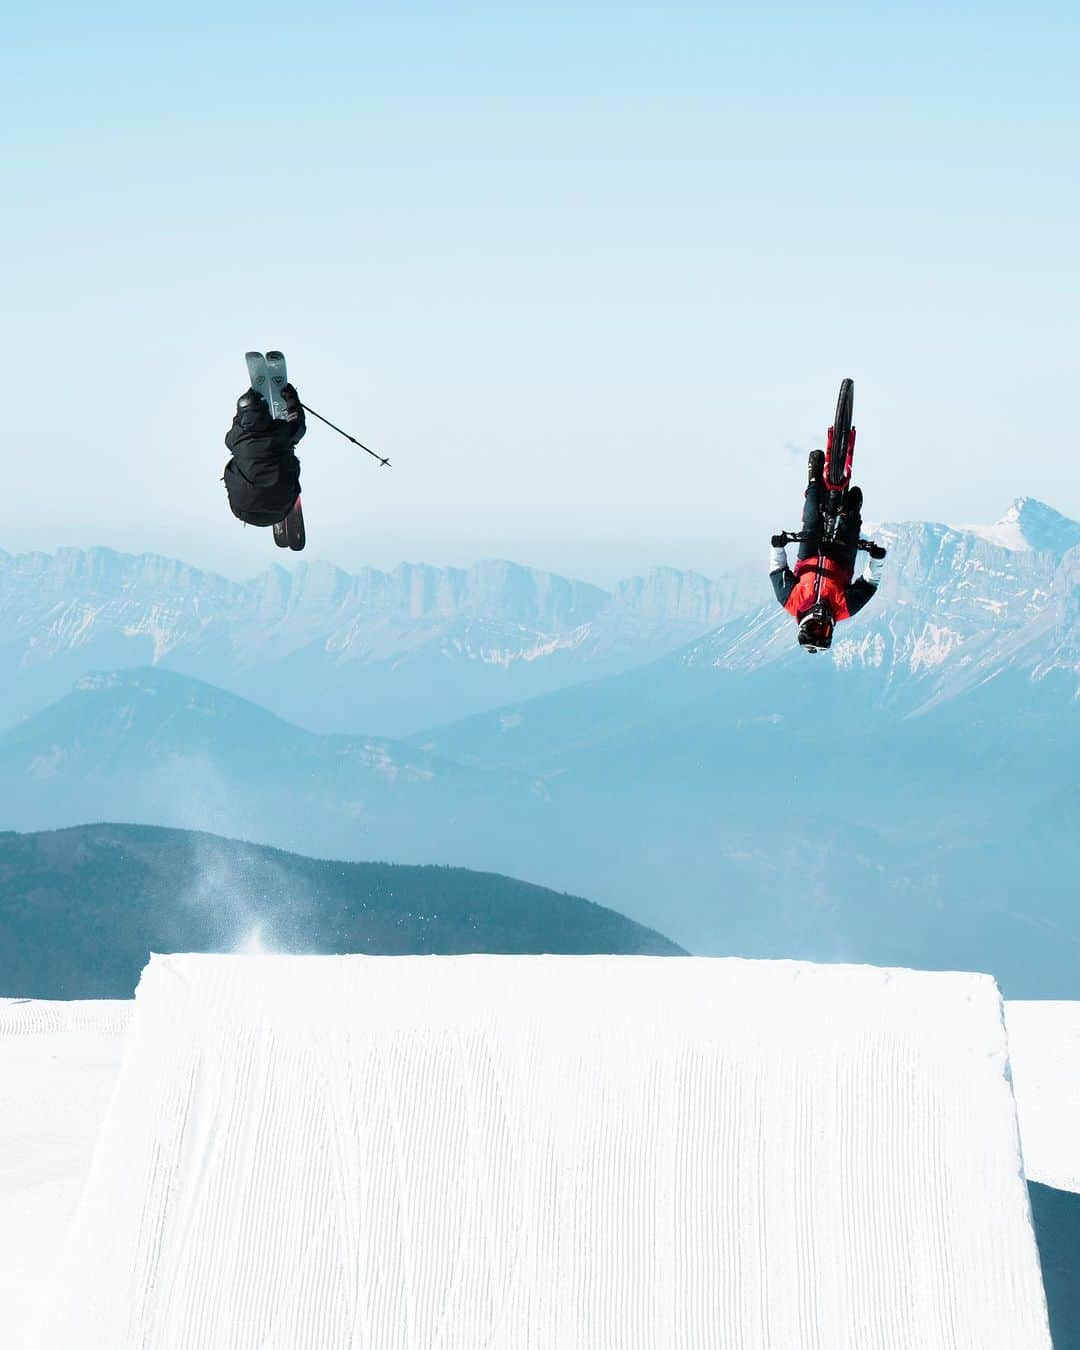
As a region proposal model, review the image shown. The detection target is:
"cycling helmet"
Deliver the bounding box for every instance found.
[797,602,834,653]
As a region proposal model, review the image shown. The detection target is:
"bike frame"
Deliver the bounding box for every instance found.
[820,433,856,546]
[782,380,870,555]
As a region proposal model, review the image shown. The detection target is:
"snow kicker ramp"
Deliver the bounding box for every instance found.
[41,955,1050,1350]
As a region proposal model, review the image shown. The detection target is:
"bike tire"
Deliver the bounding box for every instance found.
[827,378,854,488]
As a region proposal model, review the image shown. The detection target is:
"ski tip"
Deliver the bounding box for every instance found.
[265,350,285,361]
[245,350,264,360]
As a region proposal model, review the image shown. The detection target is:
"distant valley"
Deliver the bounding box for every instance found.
[0,498,1076,995]
[0,824,682,998]
[0,550,761,737]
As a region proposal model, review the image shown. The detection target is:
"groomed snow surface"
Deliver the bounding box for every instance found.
[4,957,1063,1349]
[1009,1003,1080,1195]
[0,999,132,1349]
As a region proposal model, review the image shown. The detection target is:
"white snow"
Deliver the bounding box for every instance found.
[954,499,1033,552]
[908,621,965,672]
[959,518,1033,552]
[953,498,1080,558]
[4,977,1073,1348]
[0,999,132,1350]
[22,955,1052,1349]
[1007,1000,1080,1193]
[950,497,1077,556]
[477,623,593,666]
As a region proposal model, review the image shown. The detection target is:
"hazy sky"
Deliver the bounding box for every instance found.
[2,1,1077,582]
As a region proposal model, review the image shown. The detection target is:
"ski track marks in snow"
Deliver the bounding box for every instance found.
[35,955,1052,1349]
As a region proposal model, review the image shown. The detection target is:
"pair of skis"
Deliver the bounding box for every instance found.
[245,350,305,551]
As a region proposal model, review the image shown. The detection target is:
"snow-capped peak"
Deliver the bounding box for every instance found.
[956,498,1080,557]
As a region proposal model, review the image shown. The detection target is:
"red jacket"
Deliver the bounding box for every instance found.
[783,555,855,621]
[770,543,882,624]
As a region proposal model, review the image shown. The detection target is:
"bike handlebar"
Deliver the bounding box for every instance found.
[779,531,879,552]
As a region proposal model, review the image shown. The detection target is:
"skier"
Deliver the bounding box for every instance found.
[769,450,887,652]
[222,383,305,528]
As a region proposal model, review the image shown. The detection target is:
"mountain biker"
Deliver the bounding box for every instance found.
[770,450,886,652]
[223,384,305,527]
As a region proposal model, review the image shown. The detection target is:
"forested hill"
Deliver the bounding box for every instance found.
[0,824,682,999]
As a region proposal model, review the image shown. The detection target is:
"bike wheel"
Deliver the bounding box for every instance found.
[827,378,854,488]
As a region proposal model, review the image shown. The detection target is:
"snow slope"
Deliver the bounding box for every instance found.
[34,955,1050,1349]
[0,999,131,1350]
[956,498,1080,556]
[1009,1002,1080,1194]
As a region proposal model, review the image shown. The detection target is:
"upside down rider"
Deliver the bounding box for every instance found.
[223,383,305,528]
[770,450,887,653]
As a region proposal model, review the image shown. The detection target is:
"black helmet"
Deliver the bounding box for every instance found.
[797,603,834,653]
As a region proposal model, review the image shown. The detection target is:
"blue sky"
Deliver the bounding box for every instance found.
[2,1,1077,580]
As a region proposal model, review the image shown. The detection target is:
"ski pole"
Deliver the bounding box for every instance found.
[299,403,391,467]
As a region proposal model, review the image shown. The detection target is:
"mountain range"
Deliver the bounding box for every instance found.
[0,548,762,737]
[1,498,1074,742]
[0,497,1076,994]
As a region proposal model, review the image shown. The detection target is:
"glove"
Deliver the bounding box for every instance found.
[868,542,887,560]
[280,383,307,446]
[235,386,271,422]
[771,534,788,549]
[225,386,306,455]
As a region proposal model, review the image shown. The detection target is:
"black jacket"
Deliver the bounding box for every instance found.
[223,389,305,527]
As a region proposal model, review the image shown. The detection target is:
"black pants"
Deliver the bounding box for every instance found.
[797,481,862,574]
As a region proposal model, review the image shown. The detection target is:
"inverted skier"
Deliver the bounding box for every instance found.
[222,383,305,531]
[769,450,887,653]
